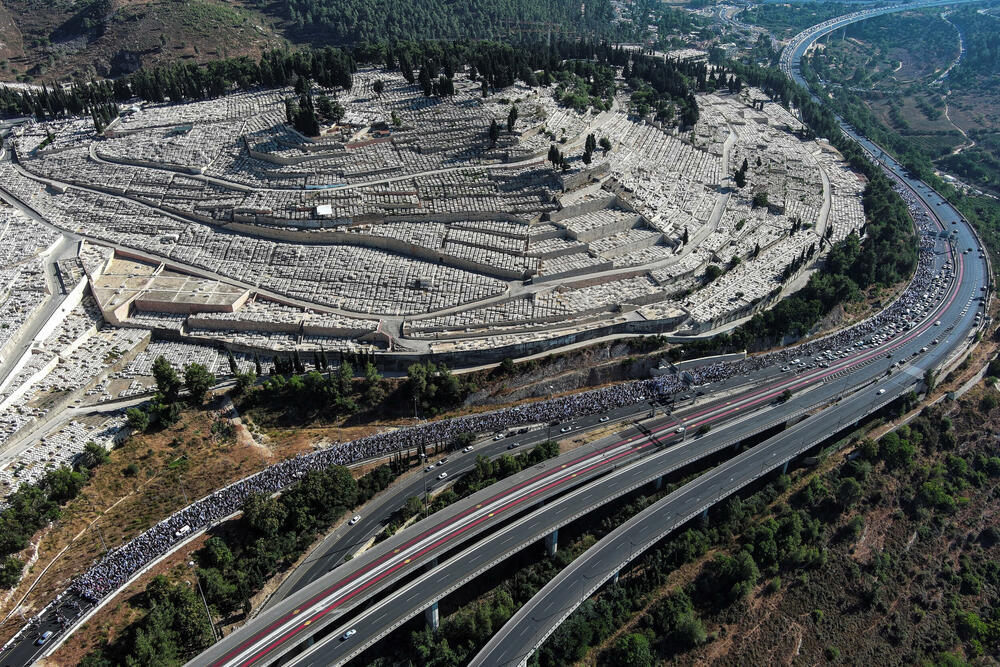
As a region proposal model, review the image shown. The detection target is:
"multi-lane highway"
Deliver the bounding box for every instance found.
[470,162,989,667]
[467,8,996,665]
[264,403,663,606]
[5,6,984,665]
[188,7,993,667]
[195,169,986,665]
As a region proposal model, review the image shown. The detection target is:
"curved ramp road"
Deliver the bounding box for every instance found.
[196,163,985,666]
[468,10,994,667]
[185,8,990,664]
[220,187,985,667]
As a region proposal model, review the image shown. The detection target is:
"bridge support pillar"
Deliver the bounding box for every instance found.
[653,476,663,491]
[545,529,559,557]
[425,600,440,631]
[612,569,620,584]
[700,508,709,524]
[782,460,789,475]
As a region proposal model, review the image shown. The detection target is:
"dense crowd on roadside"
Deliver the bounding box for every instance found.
[68,180,961,608]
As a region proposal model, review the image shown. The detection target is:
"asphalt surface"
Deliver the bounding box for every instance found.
[197,176,984,666]
[211,10,995,666]
[280,206,983,667]
[2,6,987,664]
[467,11,996,665]
[266,403,660,606]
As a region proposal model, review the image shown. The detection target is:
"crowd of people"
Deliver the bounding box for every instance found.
[67,181,954,613]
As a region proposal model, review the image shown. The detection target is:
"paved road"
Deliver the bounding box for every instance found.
[465,9,996,665]
[195,173,985,666]
[216,8,996,665]
[265,403,660,607]
[260,195,984,667]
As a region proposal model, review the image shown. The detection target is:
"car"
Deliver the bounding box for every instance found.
[877,389,886,395]
[599,416,610,423]
[493,434,504,441]
[425,465,435,472]
[886,353,893,358]
[349,515,361,525]
[437,472,448,480]
[932,339,939,345]
[437,458,448,466]
[36,630,53,646]
[935,320,941,326]
[921,347,928,353]
[507,442,520,450]
[675,426,685,434]
[560,426,571,433]
[462,445,474,453]
[781,366,790,372]
[341,628,357,640]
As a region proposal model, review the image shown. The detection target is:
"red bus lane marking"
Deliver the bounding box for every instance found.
[222,245,968,666]
[240,445,647,666]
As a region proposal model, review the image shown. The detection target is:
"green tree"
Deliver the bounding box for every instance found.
[234,371,256,396]
[506,105,518,132]
[75,441,109,472]
[836,476,862,509]
[362,361,384,407]
[0,556,22,588]
[184,363,215,405]
[40,466,88,504]
[489,118,500,147]
[704,264,723,283]
[152,356,181,401]
[126,407,150,433]
[337,361,354,397]
[752,191,770,209]
[611,633,654,667]
[242,493,287,537]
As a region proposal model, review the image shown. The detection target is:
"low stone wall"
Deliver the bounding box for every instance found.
[223,221,531,280]
[672,351,747,371]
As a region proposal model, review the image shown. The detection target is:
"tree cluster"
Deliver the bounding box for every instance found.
[0,442,109,588]
[80,576,214,666]
[194,462,395,618]
[126,357,215,434]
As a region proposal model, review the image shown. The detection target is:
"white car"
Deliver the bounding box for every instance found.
[437,471,448,480]
[425,465,435,472]
[877,388,886,395]
[560,426,571,433]
[462,445,474,453]
[599,416,610,423]
[349,515,361,525]
[675,426,685,434]
[341,628,357,640]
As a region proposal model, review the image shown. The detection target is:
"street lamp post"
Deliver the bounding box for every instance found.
[94,522,108,554]
[189,561,218,642]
